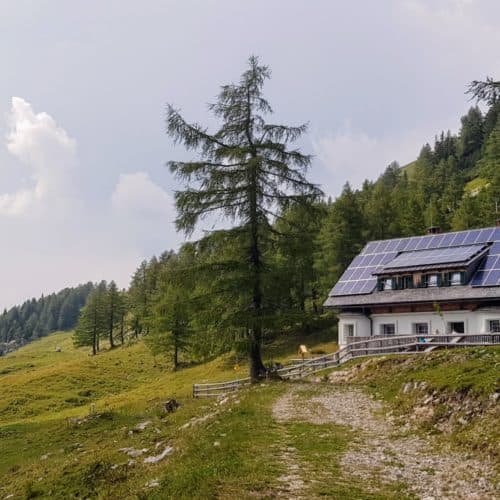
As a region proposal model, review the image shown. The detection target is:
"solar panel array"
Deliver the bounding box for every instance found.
[382,244,486,270]
[330,226,500,296]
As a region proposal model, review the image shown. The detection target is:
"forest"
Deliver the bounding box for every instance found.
[0,282,94,353]
[73,66,499,378]
[3,62,499,377]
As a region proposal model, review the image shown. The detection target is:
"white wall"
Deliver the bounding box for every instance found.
[338,308,500,346]
[338,313,371,345]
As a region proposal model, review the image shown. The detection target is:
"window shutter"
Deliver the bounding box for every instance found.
[443,272,451,286]
[437,274,442,286]
[377,279,384,291]
[392,278,398,290]
[460,271,466,285]
[422,275,428,287]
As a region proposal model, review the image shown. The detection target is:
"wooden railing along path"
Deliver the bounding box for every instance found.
[192,333,500,397]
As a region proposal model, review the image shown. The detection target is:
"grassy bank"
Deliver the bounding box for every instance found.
[0,329,337,498]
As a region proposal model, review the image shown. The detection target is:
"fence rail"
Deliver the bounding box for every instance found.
[192,333,500,397]
[193,377,251,398]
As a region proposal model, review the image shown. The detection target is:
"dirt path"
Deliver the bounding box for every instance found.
[272,384,498,499]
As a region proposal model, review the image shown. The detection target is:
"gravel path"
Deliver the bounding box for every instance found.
[272,384,498,500]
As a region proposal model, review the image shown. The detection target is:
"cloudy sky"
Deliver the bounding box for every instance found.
[1,0,499,308]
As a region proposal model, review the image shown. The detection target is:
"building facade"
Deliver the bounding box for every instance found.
[324,226,500,346]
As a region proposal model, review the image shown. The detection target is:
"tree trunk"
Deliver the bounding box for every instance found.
[248,168,266,381]
[249,325,266,381]
[108,300,115,348]
[173,337,178,372]
[119,314,125,345]
[92,328,97,356]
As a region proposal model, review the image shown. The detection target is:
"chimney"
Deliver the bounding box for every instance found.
[427,226,441,235]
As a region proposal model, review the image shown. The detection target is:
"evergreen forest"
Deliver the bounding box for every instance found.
[73,63,499,378]
[0,283,94,353]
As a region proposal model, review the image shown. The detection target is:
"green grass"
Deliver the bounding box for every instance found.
[1,331,497,498]
[0,330,340,498]
[326,347,500,462]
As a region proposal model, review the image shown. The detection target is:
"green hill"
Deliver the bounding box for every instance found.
[0,331,498,499]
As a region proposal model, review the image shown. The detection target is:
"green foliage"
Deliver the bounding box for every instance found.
[145,248,195,370]
[165,56,322,379]
[73,281,127,355]
[0,283,93,351]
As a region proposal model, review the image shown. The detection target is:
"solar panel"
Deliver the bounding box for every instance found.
[329,226,500,296]
[471,241,500,287]
[382,244,486,270]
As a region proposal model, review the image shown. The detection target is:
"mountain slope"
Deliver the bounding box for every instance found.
[0,331,498,498]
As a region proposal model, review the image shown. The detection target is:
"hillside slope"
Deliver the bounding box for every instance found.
[0,332,498,498]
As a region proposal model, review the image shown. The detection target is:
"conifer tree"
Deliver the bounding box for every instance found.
[166,56,322,380]
[73,283,107,355]
[146,249,193,370]
[104,281,121,348]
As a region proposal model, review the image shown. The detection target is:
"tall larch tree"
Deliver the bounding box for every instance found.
[165,56,322,380]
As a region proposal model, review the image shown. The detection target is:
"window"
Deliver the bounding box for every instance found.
[344,324,354,337]
[488,320,500,333]
[384,278,393,290]
[428,274,439,287]
[413,323,429,335]
[401,275,413,289]
[380,323,395,335]
[451,272,462,285]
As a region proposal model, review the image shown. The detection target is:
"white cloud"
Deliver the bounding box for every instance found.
[111,171,174,219]
[1,97,77,215]
[0,99,181,309]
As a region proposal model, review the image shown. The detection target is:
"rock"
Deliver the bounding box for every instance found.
[127,459,136,467]
[164,399,180,413]
[145,479,160,488]
[118,447,149,458]
[402,382,413,394]
[458,417,468,426]
[213,441,221,447]
[135,420,152,431]
[40,453,51,460]
[218,397,229,406]
[54,346,61,352]
[489,392,499,403]
[144,446,174,464]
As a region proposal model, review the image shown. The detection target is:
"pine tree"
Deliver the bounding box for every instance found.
[146,249,193,370]
[104,281,121,349]
[166,56,322,380]
[73,283,106,355]
[316,183,364,298]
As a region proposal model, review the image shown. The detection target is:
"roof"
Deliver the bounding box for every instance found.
[374,244,489,274]
[325,226,500,308]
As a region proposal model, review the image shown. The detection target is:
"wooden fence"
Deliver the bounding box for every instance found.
[193,377,251,398]
[192,333,500,397]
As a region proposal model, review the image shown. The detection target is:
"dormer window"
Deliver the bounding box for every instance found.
[384,278,393,290]
[428,274,439,287]
[451,272,463,285]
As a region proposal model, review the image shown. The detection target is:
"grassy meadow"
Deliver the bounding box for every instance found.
[0,329,340,499]
[1,330,498,498]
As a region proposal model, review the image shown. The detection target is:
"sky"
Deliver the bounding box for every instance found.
[0,0,499,309]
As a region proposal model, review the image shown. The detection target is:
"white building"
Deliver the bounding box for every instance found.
[324,226,500,346]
